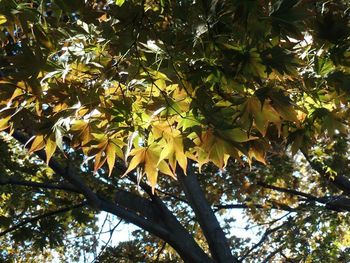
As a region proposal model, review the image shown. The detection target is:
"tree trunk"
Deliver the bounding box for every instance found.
[177,165,239,263]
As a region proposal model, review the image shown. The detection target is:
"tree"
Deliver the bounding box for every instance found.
[0,0,350,261]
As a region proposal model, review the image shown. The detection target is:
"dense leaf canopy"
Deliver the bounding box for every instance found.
[1,0,350,262]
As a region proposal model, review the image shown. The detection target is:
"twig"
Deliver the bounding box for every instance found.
[155,241,167,262]
[0,201,87,237]
[0,178,79,193]
[214,202,295,212]
[91,219,123,263]
[257,181,326,203]
[239,222,287,261]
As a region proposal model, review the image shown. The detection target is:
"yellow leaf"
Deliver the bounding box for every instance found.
[209,139,226,168]
[252,101,280,136]
[144,147,160,167]
[88,139,108,156]
[144,165,158,194]
[115,0,125,7]
[71,120,91,145]
[122,148,146,177]
[241,97,282,136]
[106,143,117,177]
[197,148,209,173]
[158,160,176,179]
[0,15,6,25]
[0,116,11,131]
[70,120,88,131]
[176,150,188,174]
[110,139,125,159]
[248,142,267,165]
[277,105,300,124]
[173,136,187,174]
[194,130,242,170]
[94,152,106,173]
[144,148,160,193]
[45,135,57,164]
[168,153,177,173]
[10,88,23,102]
[159,142,174,162]
[158,135,187,174]
[29,135,45,153]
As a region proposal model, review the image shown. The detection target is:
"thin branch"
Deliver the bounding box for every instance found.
[239,222,287,261]
[214,202,295,212]
[241,213,292,238]
[155,188,189,204]
[262,245,284,263]
[66,229,121,240]
[88,213,110,254]
[257,181,350,212]
[0,178,80,193]
[0,201,87,237]
[97,214,109,243]
[155,241,167,262]
[91,219,123,263]
[257,181,325,203]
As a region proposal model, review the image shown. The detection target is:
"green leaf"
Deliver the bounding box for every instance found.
[218,128,258,143]
[115,0,125,7]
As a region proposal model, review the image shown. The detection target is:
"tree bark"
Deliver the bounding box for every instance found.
[177,165,239,263]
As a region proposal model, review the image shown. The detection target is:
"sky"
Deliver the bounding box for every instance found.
[70,209,261,263]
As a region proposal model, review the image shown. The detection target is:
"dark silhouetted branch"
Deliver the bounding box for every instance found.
[240,222,287,261]
[0,178,79,193]
[0,201,87,237]
[214,202,295,212]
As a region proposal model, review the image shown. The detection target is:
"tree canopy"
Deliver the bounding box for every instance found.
[1,0,350,262]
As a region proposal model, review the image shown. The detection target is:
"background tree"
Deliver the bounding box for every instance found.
[0,0,350,262]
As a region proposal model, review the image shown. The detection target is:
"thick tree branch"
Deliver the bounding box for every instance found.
[114,189,213,263]
[11,131,212,262]
[99,196,212,263]
[0,201,87,237]
[177,165,239,263]
[115,189,168,228]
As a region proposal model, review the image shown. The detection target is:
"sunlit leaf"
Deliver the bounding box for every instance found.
[0,15,6,25]
[45,134,57,164]
[115,0,125,7]
[29,135,45,153]
[106,142,117,177]
[123,148,146,177]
